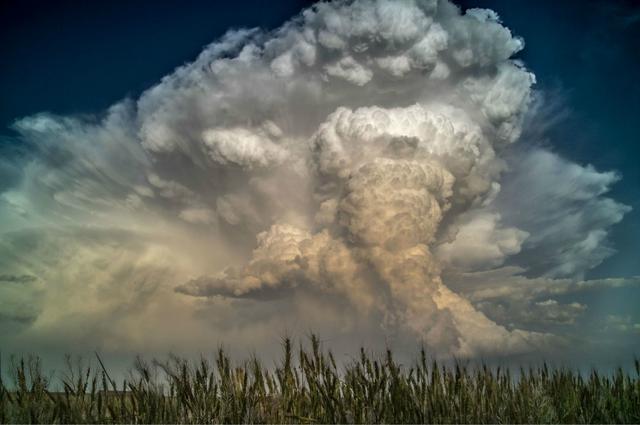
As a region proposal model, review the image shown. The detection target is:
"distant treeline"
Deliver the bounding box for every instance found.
[1,336,639,423]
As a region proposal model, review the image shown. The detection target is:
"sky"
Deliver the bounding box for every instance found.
[1,0,639,371]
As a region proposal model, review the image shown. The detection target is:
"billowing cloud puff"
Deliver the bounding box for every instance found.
[436,211,529,271]
[0,0,633,363]
[202,122,289,169]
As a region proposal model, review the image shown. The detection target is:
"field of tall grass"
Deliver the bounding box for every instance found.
[1,336,639,424]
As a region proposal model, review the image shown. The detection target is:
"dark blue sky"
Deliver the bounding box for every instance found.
[1,0,639,278]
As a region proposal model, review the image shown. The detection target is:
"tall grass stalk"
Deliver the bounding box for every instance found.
[1,336,638,423]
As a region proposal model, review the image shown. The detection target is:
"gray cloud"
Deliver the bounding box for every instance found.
[444,266,640,333]
[496,148,631,278]
[0,274,37,284]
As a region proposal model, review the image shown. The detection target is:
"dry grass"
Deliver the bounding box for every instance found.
[1,336,639,423]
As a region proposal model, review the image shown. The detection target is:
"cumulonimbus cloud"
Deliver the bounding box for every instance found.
[0,0,633,360]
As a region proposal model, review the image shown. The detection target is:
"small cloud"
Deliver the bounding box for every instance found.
[603,315,640,334]
[0,311,37,324]
[0,274,37,284]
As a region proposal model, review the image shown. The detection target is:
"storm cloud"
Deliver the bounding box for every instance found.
[0,0,633,362]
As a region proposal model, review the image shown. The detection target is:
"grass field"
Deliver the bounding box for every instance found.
[1,336,639,423]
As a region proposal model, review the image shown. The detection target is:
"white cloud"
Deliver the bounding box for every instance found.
[436,211,529,271]
[202,123,289,169]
